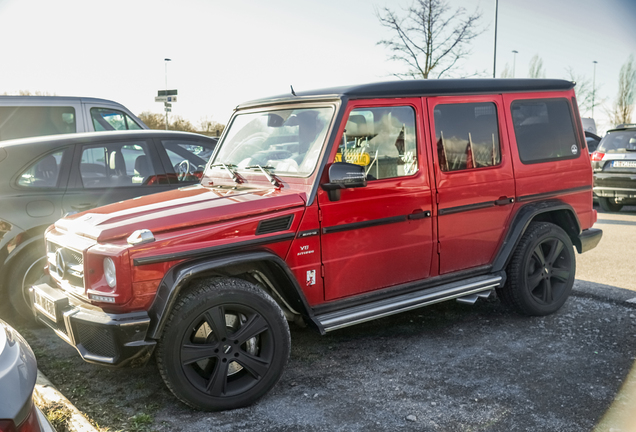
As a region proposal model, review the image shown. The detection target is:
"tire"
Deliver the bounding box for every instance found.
[598,197,623,212]
[156,277,291,411]
[8,246,47,321]
[497,222,575,316]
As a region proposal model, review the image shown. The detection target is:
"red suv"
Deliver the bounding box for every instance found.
[30,79,602,411]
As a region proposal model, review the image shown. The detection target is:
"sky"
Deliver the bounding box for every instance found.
[1,0,635,134]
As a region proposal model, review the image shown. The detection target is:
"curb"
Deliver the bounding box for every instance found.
[33,369,98,432]
[572,280,636,308]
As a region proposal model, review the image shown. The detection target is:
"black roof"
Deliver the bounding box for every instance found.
[238,79,575,109]
[0,129,216,149]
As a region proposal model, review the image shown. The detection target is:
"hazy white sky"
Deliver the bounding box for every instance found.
[1,0,634,132]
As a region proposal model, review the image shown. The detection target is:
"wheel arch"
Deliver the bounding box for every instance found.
[147,251,320,340]
[493,200,582,273]
[0,227,47,288]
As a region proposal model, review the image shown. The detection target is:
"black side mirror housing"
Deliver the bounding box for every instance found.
[321,162,367,201]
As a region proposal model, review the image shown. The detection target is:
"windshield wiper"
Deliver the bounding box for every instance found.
[210,162,242,183]
[246,165,282,188]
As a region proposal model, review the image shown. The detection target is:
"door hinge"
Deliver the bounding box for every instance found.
[321,264,325,277]
[437,242,442,254]
[318,209,323,222]
[436,192,440,204]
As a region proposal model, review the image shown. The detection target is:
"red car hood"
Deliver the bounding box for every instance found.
[55,185,306,242]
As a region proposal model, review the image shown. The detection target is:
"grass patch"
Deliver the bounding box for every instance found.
[129,412,153,432]
[42,402,72,431]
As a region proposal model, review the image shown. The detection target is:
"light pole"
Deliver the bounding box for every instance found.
[512,50,518,78]
[592,60,598,118]
[164,58,171,130]
[492,0,498,78]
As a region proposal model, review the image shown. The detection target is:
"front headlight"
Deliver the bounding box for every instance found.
[104,257,117,288]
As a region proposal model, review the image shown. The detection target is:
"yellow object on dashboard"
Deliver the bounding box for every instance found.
[334,151,371,166]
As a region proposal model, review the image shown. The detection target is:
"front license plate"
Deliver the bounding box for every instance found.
[613,160,636,168]
[33,290,57,321]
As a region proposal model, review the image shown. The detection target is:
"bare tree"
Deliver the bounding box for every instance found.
[610,55,635,126]
[198,116,225,137]
[376,0,483,79]
[565,66,600,116]
[500,63,512,78]
[528,55,545,78]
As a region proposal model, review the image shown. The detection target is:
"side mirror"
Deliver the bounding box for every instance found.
[321,162,367,201]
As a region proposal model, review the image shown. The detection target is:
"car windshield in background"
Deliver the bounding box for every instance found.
[209,107,334,177]
[597,130,636,153]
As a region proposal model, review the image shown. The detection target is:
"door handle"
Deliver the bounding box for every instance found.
[408,210,431,220]
[71,203,94,211]
[494,197,514,206]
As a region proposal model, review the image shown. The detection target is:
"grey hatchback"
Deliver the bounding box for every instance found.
[591,124,636,212]
[0,130,217,319]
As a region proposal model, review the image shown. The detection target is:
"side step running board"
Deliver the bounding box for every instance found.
[316,274,503,333]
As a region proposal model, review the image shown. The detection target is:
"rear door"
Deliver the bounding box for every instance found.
[317,99,435,301]
[427,95,515,274]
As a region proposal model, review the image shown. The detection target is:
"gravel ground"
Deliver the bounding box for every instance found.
[7,280,636,432]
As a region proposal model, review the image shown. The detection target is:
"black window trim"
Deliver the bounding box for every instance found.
[510,97,581,165]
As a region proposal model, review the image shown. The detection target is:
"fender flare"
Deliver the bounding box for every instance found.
[146,250,320,339]
[492,200,582,273]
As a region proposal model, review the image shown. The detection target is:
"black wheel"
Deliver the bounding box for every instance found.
[497,222,575,316]
[598,197,623,212]
[8,246,47,321]
[156,278,290,411]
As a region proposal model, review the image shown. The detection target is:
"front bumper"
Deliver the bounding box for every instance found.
[30,282,155,366]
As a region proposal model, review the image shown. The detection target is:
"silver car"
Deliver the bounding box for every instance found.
[0,319,54,432]
[592,124,636,212]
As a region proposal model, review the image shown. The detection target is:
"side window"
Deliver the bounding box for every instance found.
[18,149,67,188]
[434,103,501,172]
[0,107,76,141]
[79,141,156,188]
[91,108,143,131]
[511,98,579,163]
[335,106,417,180]
[161,140,216,182]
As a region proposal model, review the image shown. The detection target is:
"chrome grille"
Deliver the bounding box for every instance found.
[47,241,85,289]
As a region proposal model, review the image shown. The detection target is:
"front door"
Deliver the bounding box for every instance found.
[318,100,434,301]
[427,95,515,274]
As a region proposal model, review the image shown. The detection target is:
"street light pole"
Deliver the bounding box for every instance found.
[592,60,598,118]
[493,0,498,78]
[512,50,518,78]
[164,58,171,130]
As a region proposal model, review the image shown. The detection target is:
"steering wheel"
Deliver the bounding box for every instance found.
[177,159,192,181]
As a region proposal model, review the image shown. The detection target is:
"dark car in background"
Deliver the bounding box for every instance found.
[591,124,636,211]
[0,130,217,319]
[0,318,55,432]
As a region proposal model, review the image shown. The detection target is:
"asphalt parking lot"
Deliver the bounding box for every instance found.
[6,206,636,432]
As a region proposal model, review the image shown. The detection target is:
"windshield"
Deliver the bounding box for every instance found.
[598,130,636,153]
[208,106,334,177]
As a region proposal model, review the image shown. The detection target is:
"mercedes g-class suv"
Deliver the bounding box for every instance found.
[30,79,602,411]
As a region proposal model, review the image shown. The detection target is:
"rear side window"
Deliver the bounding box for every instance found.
[0,107,76,141]
[91,108,143,131]
[18,149,67,188]
[434,102,501,172]
[511,99,579,163]
[79,141,157,188]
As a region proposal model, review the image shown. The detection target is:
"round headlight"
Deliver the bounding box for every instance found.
[103,258,117,288]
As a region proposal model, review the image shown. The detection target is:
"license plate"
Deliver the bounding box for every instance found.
[33,290,57,321]
[613,160,636,168]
